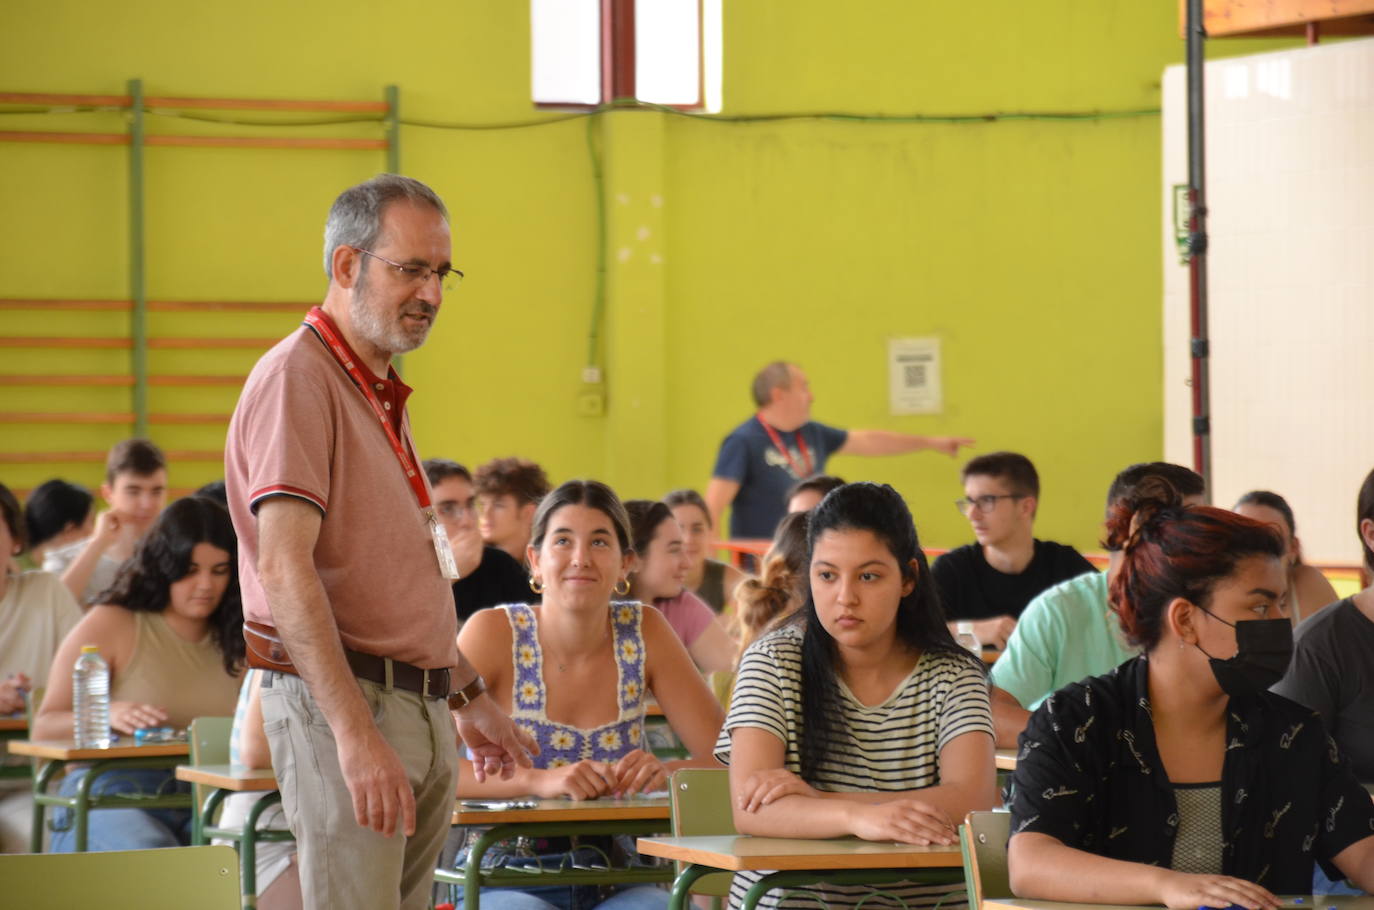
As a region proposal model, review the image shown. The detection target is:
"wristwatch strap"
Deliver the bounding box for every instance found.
[447,675,486,710]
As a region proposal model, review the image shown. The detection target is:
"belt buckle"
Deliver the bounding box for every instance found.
[422,670,432,699]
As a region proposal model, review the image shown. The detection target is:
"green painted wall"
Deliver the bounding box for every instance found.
[0,1,1294,549]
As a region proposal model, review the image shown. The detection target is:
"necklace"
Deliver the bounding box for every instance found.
[544,621,611,673]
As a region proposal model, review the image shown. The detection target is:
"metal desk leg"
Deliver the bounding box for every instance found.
[668,863,714,910]
[196,786,229,847]
[240,790,283,910]
[462,824,513,910]
[29,759,61,853]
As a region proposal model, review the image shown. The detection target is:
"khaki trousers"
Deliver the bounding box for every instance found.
[261,671,458,910]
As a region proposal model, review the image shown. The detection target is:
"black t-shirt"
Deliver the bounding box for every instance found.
[1010,656,1374,889]
[1272,597,1374,782]
[933,540,1094,621]
[451,546,532,622]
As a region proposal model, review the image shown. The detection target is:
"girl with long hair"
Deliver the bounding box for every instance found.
[453,480,723,909]
[624,500,736,675]
[35,496,245,852]
[718,482,995,909]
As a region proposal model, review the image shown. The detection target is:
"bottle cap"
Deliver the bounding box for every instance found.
[80,645,99,654]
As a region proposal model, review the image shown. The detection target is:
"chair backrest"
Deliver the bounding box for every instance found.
[669,768,735,901]
[960,810,1011,910]
[190,716,232,765]
[1,844,241,909]
[189,716,233,817]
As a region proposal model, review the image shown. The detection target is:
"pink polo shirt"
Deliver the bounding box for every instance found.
[225,308,459,671]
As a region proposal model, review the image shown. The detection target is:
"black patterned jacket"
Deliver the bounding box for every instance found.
[1009,655,1374,890]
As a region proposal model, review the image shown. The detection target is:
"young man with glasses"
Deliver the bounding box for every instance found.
[423,458,533,625]
[934,452,1094,649]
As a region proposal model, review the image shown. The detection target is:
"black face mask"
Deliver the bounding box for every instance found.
[1194,613,1293,697]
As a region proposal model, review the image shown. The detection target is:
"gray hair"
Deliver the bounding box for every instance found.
[751,361,794,408]
[322,174,449,278]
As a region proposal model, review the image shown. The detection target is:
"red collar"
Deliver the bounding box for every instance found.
[305,306,412,395]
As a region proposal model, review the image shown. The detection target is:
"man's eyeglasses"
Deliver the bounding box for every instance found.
[954,494,1024,516]
[354,247,464,291]
[436,501,478,521]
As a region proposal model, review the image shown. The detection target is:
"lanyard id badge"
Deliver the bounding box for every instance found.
[305,309,460,581]
[428,510,462,581]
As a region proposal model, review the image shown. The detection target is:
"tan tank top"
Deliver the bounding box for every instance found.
[111,611,241,729]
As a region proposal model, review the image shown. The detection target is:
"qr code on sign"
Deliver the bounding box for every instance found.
[903,364,926,388]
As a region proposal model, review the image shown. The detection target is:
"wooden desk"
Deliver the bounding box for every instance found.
[175,763,277,792]
[9,738,191,853]
[0,716,27,731]
[982,898,1374,910]
[439,796,673,909]
[452,796,669,826]
[637,834,965,910]
[176,763,290,910]
[995,749,1018,772]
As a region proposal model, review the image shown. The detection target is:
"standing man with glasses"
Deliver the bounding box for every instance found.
[934,451,1094,649]
[226,175,537,910]
[423,458,533,627]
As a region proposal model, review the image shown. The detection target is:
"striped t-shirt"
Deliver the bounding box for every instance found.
[714,623,994,909]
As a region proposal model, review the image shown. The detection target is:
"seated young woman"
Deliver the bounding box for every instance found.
[718,482,996,910]
[664,489,748,613]
[34,496,244,852]
[1007,478,1374,907]
[1233,489,1339,625]
[625,500,736,676]
[454,480,724,910]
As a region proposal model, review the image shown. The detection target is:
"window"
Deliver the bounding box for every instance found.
[531,0,722,112]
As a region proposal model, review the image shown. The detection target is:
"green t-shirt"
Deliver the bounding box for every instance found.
[989,569,1138,710]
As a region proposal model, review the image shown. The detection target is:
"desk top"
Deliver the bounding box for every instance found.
[995,749,1017,771]
[982,898,1374,910]
[0,717,26,732]
[636,835,963,871]
[7,739,188,760]
[175,764,278,791]
[453,796,670,826]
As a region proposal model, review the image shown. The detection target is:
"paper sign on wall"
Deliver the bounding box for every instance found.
[889,337,942,415]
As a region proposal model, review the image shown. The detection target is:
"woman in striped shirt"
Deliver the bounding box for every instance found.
[716,481,996,909]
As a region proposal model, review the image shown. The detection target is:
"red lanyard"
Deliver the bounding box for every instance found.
[756,414,814,478]
[304,309,431,510]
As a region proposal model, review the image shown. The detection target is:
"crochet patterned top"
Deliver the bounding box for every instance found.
[503,601,648,766]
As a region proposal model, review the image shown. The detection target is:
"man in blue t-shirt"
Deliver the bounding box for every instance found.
[706,361,973,539]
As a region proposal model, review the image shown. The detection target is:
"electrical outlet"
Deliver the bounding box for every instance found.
[577,387,605,417]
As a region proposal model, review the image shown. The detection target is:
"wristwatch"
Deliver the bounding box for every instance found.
[447,675,487,710]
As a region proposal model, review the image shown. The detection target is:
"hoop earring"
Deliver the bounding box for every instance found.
[529,576,545,594]
[614,579,630,596]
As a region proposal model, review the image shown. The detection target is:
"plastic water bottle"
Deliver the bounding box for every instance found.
[955,621,981,657]
[73,645,111,749]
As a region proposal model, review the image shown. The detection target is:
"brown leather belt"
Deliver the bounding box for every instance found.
[244,621,451,699]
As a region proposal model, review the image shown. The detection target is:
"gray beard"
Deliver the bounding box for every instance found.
[349,280,435,357]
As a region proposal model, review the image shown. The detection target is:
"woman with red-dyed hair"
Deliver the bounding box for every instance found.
[1006,478,1374,907]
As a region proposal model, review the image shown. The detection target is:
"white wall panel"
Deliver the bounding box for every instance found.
[1163,38,1374,565]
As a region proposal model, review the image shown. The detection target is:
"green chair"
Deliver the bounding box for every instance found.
[959,810,1011,910]
[668,768,736,909]
[1,844,240,909]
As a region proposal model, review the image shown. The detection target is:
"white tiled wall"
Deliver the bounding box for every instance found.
[1163,38,1374,565]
